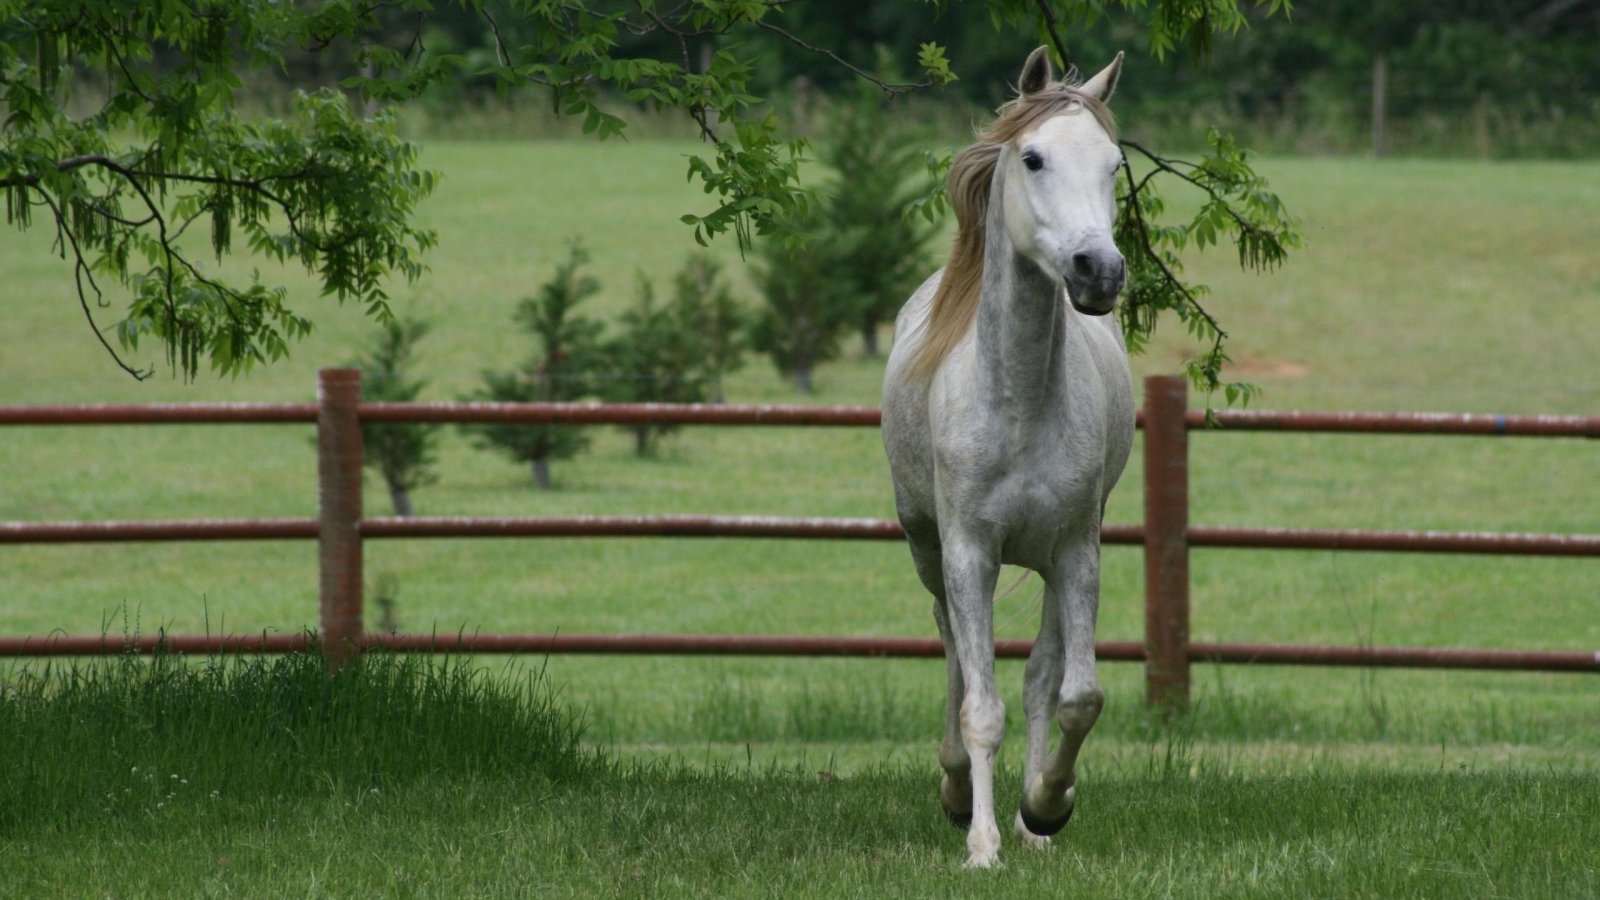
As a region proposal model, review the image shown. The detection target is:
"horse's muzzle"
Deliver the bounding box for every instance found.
[1069,292,1118,316]
[1065,250,1125,316]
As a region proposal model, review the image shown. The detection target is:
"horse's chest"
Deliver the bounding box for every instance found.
[971,426,1106,566]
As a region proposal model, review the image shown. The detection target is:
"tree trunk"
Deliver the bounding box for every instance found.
[795,365,813,394]
[361,59,379,119]
[376,596,399,634]
[385,478,414,517]
[634,425,652,457]
[1473,97,1492,159]
[532,457,552,490]
[862,321,880,357]
[1371,55,1388,159]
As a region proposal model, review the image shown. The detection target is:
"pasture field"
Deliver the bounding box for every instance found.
[3,653,1597,898]
[1,142,1597,894]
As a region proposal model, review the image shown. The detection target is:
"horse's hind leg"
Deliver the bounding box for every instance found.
[930,592,973,829]
[907,535,972,830]
[1019,538,1105,838]
[1015,589,1064,849]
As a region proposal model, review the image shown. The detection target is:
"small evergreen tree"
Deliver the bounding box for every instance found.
[350,318,440,517]
[461,242,606,489]
[750,215,855,394]
[670,253,748,404]
[820,86,941,357]
[602,274,711,456]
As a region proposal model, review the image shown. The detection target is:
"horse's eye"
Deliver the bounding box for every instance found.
[1022,151,1044,172]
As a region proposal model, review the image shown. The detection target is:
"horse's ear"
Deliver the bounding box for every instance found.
[1018,46,1054,96]
[1080,52,1124,104]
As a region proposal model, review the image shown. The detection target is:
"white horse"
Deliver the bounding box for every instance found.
[881,47,1135,868]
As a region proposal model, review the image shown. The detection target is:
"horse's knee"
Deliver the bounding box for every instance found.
[939,738,971,775]
[960,693,1006,752]
[1056,685,1104,735]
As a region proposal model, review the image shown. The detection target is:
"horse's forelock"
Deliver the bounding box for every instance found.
[988,84,1118,146]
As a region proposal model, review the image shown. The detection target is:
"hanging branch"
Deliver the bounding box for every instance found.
[1031,0,1074,74]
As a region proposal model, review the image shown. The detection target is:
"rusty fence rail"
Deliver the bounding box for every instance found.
[2,632,1595,674]
[5,516,1597,556]
[2,371,1596,700]
[7,400,1599,436]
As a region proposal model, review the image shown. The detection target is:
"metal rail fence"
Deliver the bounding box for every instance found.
[3,370,1596,705]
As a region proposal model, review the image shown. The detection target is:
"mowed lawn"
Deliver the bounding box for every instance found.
[2,143,1597,759]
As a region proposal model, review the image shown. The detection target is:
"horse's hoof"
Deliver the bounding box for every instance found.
[1014,811,1054,850]
[1018,796,1073,837]
[940,773,973,829]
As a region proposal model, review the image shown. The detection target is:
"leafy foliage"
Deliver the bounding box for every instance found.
[349,318,441,516]
[4,0,1304,394]
[1115,130,1302,405]
[0,1,439,378]
[461,241,606,488]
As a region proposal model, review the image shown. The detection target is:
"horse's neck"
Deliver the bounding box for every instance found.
[973,204,1067,417]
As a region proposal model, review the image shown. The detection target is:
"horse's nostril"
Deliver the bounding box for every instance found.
[1072,253,1095,278]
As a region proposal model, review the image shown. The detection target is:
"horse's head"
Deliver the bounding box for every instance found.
[999,48,1126,316]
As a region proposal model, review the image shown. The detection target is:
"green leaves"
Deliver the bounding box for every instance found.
[2,0,1301,389]
[1,3,439,379]
[1115,131,1303,405]
[979,0,1291,66]
[681,116,813,252]
[917,43,958,86]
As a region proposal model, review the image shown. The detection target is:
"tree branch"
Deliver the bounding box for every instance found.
[1031,0,1075,75]
[750,19,930,95]
[1118,152,1230,382]
[31,189,150,379]
[1121,140,1258,241]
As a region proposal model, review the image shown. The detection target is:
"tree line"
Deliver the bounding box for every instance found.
[261,0,1600,155]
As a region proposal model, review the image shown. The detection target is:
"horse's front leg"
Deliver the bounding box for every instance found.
[1019,537,1104,838]
[939,536,1004,868]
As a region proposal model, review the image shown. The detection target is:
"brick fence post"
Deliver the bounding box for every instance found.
[318,368,364,668]
[1143,374,1191,709]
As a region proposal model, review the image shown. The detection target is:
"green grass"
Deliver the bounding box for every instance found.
[0,651,597,834]
[8,767,1599,898]
[1,655,1596,897]
[2,143,1597,793]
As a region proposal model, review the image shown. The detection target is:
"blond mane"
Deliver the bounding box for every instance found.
[905,83,1118,381]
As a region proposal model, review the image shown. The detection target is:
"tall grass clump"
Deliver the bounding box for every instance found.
[0,649,603,832]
